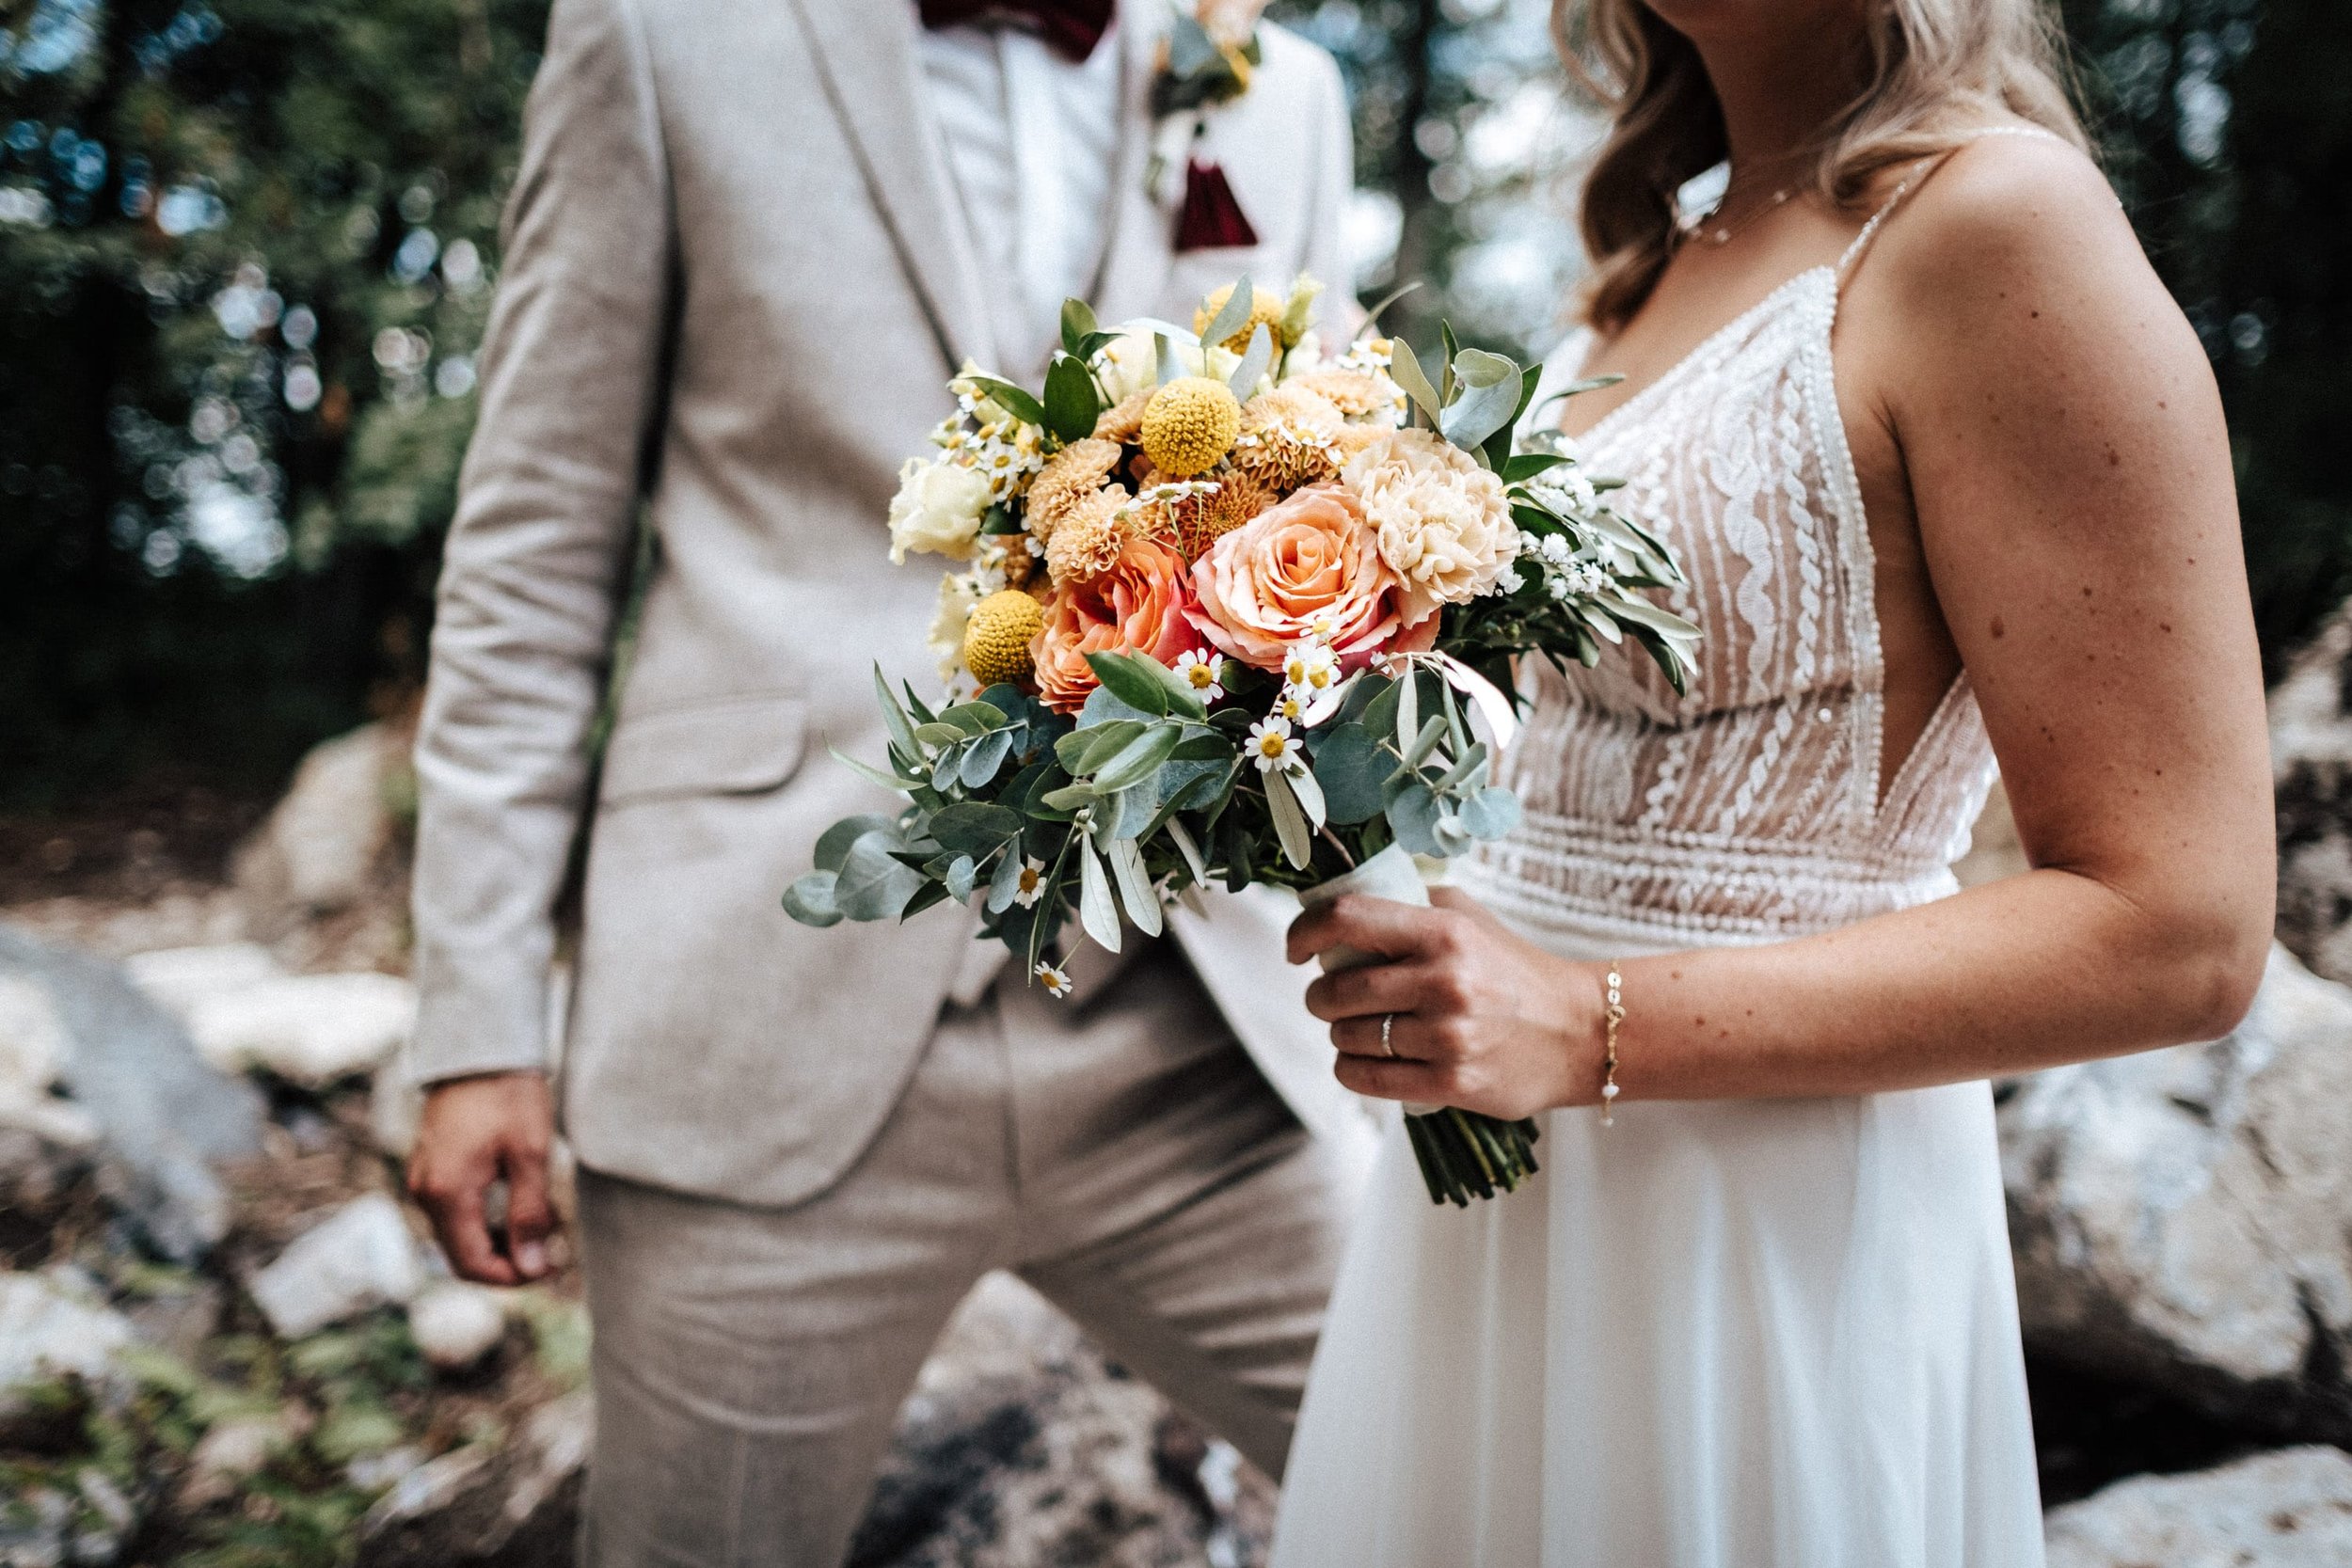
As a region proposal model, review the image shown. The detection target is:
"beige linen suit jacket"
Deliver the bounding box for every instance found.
[407,0,1376,1205]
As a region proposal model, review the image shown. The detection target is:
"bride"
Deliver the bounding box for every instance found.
[1268,0,2273,1564]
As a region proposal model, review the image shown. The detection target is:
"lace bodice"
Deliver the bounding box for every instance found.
[1462,255,1998,949]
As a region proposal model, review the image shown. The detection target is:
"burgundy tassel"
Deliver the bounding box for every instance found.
[1174,159,1259,253]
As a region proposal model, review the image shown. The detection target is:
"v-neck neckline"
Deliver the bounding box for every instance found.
[1561,264,1835,446]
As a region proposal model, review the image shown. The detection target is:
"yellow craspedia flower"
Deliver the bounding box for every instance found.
[962,589,1046,687]
[1140,377,1241,480]
[1194,285,1287,354]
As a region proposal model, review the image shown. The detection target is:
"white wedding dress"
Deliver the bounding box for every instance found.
[1270,197,2046,1567]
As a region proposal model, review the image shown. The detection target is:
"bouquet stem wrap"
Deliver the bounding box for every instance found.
[1296,844,1541,1206]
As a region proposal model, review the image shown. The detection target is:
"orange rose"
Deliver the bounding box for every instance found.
[1186,483,1420,672]
[1031,535,1202,714]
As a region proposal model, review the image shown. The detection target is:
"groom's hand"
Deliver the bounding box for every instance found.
[407,1070,558,1286]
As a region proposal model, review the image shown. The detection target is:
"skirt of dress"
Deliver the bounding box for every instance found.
[1268,957,2046,1568]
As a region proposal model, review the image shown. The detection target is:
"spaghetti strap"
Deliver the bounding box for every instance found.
[1836,123,2071,289]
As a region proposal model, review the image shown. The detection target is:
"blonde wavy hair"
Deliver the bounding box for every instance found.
[1554,0,2091,332]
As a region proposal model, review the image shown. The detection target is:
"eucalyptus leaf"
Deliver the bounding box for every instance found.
[1164,817,1209,885]
[1085,652,1173,716]
[1264,767,1313,869]
[1061,719,1147,775]
[1155,332,1183,387]
[1079,681,1160,727]
[1041,782,1102,812]
[986,844,1027,914]
[1400,714,1448,771]
[1091,724,1184,793]
[1459,786,1521,840]
[930,801,1024,855]
[1311,723,1389,825]
[1201,275,1255,352]
[1285,760,1327,829]
[830,746,919,797]
[836,831,923,921]
[873,665,918,760]
[1439,348,1523,452]
[960,726,1016,787]
[815,813,897,874]
[901,879,952,919]
[783,870,844,927]
[1387,339,1444,427]
[939,700,1007,735]
[1432,812,1475,857]
[1076,834,1122,953]
[944,855,978,904]
[1106,838,1164,937]
[1386,781,1444,857]
[1227,323,1273,399]
[913,722,963,749]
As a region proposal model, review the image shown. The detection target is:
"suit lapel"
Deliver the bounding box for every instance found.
[1089,0,1179,325]
[786,0,997,373]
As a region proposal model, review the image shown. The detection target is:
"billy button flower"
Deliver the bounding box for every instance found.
[961,589,1046,687]
[1140,376,1242,480]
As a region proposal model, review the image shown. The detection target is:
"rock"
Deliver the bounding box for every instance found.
[357,1389,592,1568]
[120,1274,225,1362]
[0,1467,141,1568]
[848,1273,1271,1567]
[2044,1445,2352,1567]
[180,1413,294,1508]
[0,973,98,1146]
[350,1275,1269,1568]
[2002,944,2352,1442]
[247,1193,426,1338]
[0,925,266,1261]
[181,971,417,1085]
[121,942,285,1018]
[2272,600,2352,986]
[233,723,400,934]
[0,1270,135,1416]
[406,1281,508,1371]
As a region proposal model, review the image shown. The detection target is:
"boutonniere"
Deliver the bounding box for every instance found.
[1148,0,1272,253]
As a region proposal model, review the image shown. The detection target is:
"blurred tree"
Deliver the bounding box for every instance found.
[0,0,545,806]
[2,0,2344,811]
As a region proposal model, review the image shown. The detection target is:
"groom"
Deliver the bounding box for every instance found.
[400,0,1369,1560]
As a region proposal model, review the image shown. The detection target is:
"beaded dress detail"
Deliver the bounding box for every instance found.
[1268,191,2047,1568]
[1458,255,1998,948]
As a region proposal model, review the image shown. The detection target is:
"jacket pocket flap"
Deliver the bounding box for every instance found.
[598,695,806,807]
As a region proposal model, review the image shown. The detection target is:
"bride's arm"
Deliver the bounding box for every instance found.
[1288,139,2276,1119]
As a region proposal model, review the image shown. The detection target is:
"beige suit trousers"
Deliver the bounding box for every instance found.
[574,942,1353,1567]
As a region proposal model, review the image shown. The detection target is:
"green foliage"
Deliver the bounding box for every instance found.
[1,0,548,803]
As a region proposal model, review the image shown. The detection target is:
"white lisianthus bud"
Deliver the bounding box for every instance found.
[887,456,992,565]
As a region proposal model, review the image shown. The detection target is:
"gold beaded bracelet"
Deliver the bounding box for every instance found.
[1600,965,1626,1127]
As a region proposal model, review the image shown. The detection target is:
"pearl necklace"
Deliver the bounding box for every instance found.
[1681,183,1794,249]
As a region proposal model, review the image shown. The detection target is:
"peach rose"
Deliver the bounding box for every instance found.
[1031,535,1201,713]
[1186,483,1420,672]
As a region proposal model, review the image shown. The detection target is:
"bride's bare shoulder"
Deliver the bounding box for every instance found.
[1868,126,2153,312]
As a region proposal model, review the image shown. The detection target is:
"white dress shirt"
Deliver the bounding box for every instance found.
[917,19,1125,379]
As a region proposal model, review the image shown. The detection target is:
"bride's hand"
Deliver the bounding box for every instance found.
[1287,887,1606,1119]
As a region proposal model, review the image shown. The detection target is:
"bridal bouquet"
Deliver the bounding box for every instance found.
[786,277,1698,1205]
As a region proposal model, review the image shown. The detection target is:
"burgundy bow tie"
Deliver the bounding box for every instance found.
[916,0,1115,63]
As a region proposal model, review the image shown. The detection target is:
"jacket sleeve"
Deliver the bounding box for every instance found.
[1298,43,1362,341]
[405,0,675,1086]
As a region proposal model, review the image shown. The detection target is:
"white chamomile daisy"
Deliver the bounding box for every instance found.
[1174,648,1226,701]
[1282,642,1340,695]
[1248,714,1303,775]
[1012,856,1047,909]
[1035,960,1073,999]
